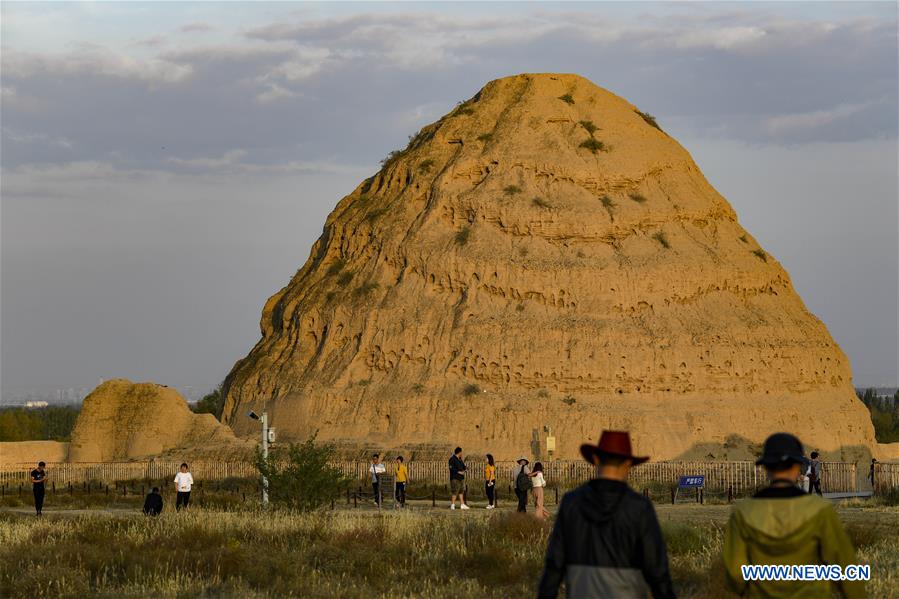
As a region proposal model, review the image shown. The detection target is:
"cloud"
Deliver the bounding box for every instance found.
[3,128,74,149]
[179,22,214,33]
[255,83,302,105]
[166,149,248,169]
[3,45,191,83]
[763,101,878,135]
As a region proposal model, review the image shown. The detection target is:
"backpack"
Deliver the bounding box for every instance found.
[516,467,533,492]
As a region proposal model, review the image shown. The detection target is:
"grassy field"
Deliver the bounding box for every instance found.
[1,499,896,598]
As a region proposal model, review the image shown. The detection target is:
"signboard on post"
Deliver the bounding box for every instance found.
[673,475,705,504]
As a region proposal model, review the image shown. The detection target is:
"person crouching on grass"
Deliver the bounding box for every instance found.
[174,463,193,511]
[723,433,862,599]
[143,487,163,516]
[538,430,674,599]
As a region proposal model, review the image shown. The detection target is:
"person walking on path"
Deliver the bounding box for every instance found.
[394,456,408,508]
[449,447,469,510]
[369,454,386,507]
[143,487,164,516]
[538,431,674,599]
[514,456,531,513]
[723,433,863,599]
[808,451,823,495]
[531,462,550,519]
[484,454,497,509]
[868,458,877,489]
[30,461,47,516]
[174,463,194,511]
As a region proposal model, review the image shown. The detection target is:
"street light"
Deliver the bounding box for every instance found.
[247,410,271,505]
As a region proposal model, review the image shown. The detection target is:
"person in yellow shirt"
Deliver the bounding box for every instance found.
[395,456,408,508]
[485,454,497,509]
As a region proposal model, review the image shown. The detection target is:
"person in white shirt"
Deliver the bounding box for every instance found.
[369,454,386,507]
[530,461,549,519]
[174,463,194,511]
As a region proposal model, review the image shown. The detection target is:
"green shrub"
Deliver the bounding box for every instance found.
[738,234,748,244]
[455,101,475,116]
[562,395,576,406]
[254,434,351,511]
[477,133,493,142]
[337,272,354,287]
[579,138,606,154]
[418,159,435,173]
[558,93,574,105]
[752,249,767,262]
[653,232,670,249]
[537,389,550,398]
[380,150,402,168]
[454,226,471,246]
[515,303,525,312]
[353,283,380,298]
[503,185,522,196]
[192,384,225,420]
[600,195,616,209]
[365,208,388,223]
[635,109,662,131]
[463,383,481,396]
[629,193,648,204]
[326,259,346,276]
[579,120,598,135]
[411,383,424,394]
[531,197,551,209]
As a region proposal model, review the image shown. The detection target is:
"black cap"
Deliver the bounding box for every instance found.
[755,433,805,466]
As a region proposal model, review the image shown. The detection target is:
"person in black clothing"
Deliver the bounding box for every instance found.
[143,487,164,516]
[539,430,675,599]
[808,451,823,495]
[30,461,47,516]
[448,447,469,510]
[514,456,531,513]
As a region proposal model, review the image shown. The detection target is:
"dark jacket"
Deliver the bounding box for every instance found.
[538,479,675,599]
[143,492,163,516]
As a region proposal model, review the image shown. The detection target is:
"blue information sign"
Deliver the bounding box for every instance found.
[678,475,705,488]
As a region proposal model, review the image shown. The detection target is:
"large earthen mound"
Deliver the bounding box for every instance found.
[221,73,878,462]
[69,379,246,462]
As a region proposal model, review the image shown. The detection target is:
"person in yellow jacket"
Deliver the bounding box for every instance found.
[394,456,408,508]
[724,433,864,599]
[484,454,497,509]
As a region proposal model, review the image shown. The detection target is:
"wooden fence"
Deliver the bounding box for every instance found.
[0,459,860,494]
[874,463,899,496]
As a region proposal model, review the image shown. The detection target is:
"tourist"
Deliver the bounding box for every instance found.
[448,447,469,510]
[484,453,497,509]
[868,458,877,488]
[143,486,164,516]
[174,463,194,511]
[370,453,386,507]
[797,455,810,493]
[30,461,47,516]
[538,430,674,599]
[394,455,408,508]
[808,450,823,495]
[514,456,531,513]
[723,433,861,598]
[531,462,549,519]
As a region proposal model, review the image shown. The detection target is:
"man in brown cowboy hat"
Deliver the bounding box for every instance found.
[538,430,674,599]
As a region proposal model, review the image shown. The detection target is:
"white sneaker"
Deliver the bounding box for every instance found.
[450,504,456,510]
[460,504,470,510]
[486,504,495,509]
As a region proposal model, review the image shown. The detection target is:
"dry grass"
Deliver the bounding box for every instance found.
[1,504,895,598]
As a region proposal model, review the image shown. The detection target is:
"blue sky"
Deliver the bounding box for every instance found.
[1,1,896,396]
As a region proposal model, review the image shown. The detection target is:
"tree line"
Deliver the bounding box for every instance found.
[857,388,899,443]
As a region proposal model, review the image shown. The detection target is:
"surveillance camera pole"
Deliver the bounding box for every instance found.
[261,411,269,505]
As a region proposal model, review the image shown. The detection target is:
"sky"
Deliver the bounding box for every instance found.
[1,1,897,399]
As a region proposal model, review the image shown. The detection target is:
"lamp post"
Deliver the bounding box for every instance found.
[248,411,272,505]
